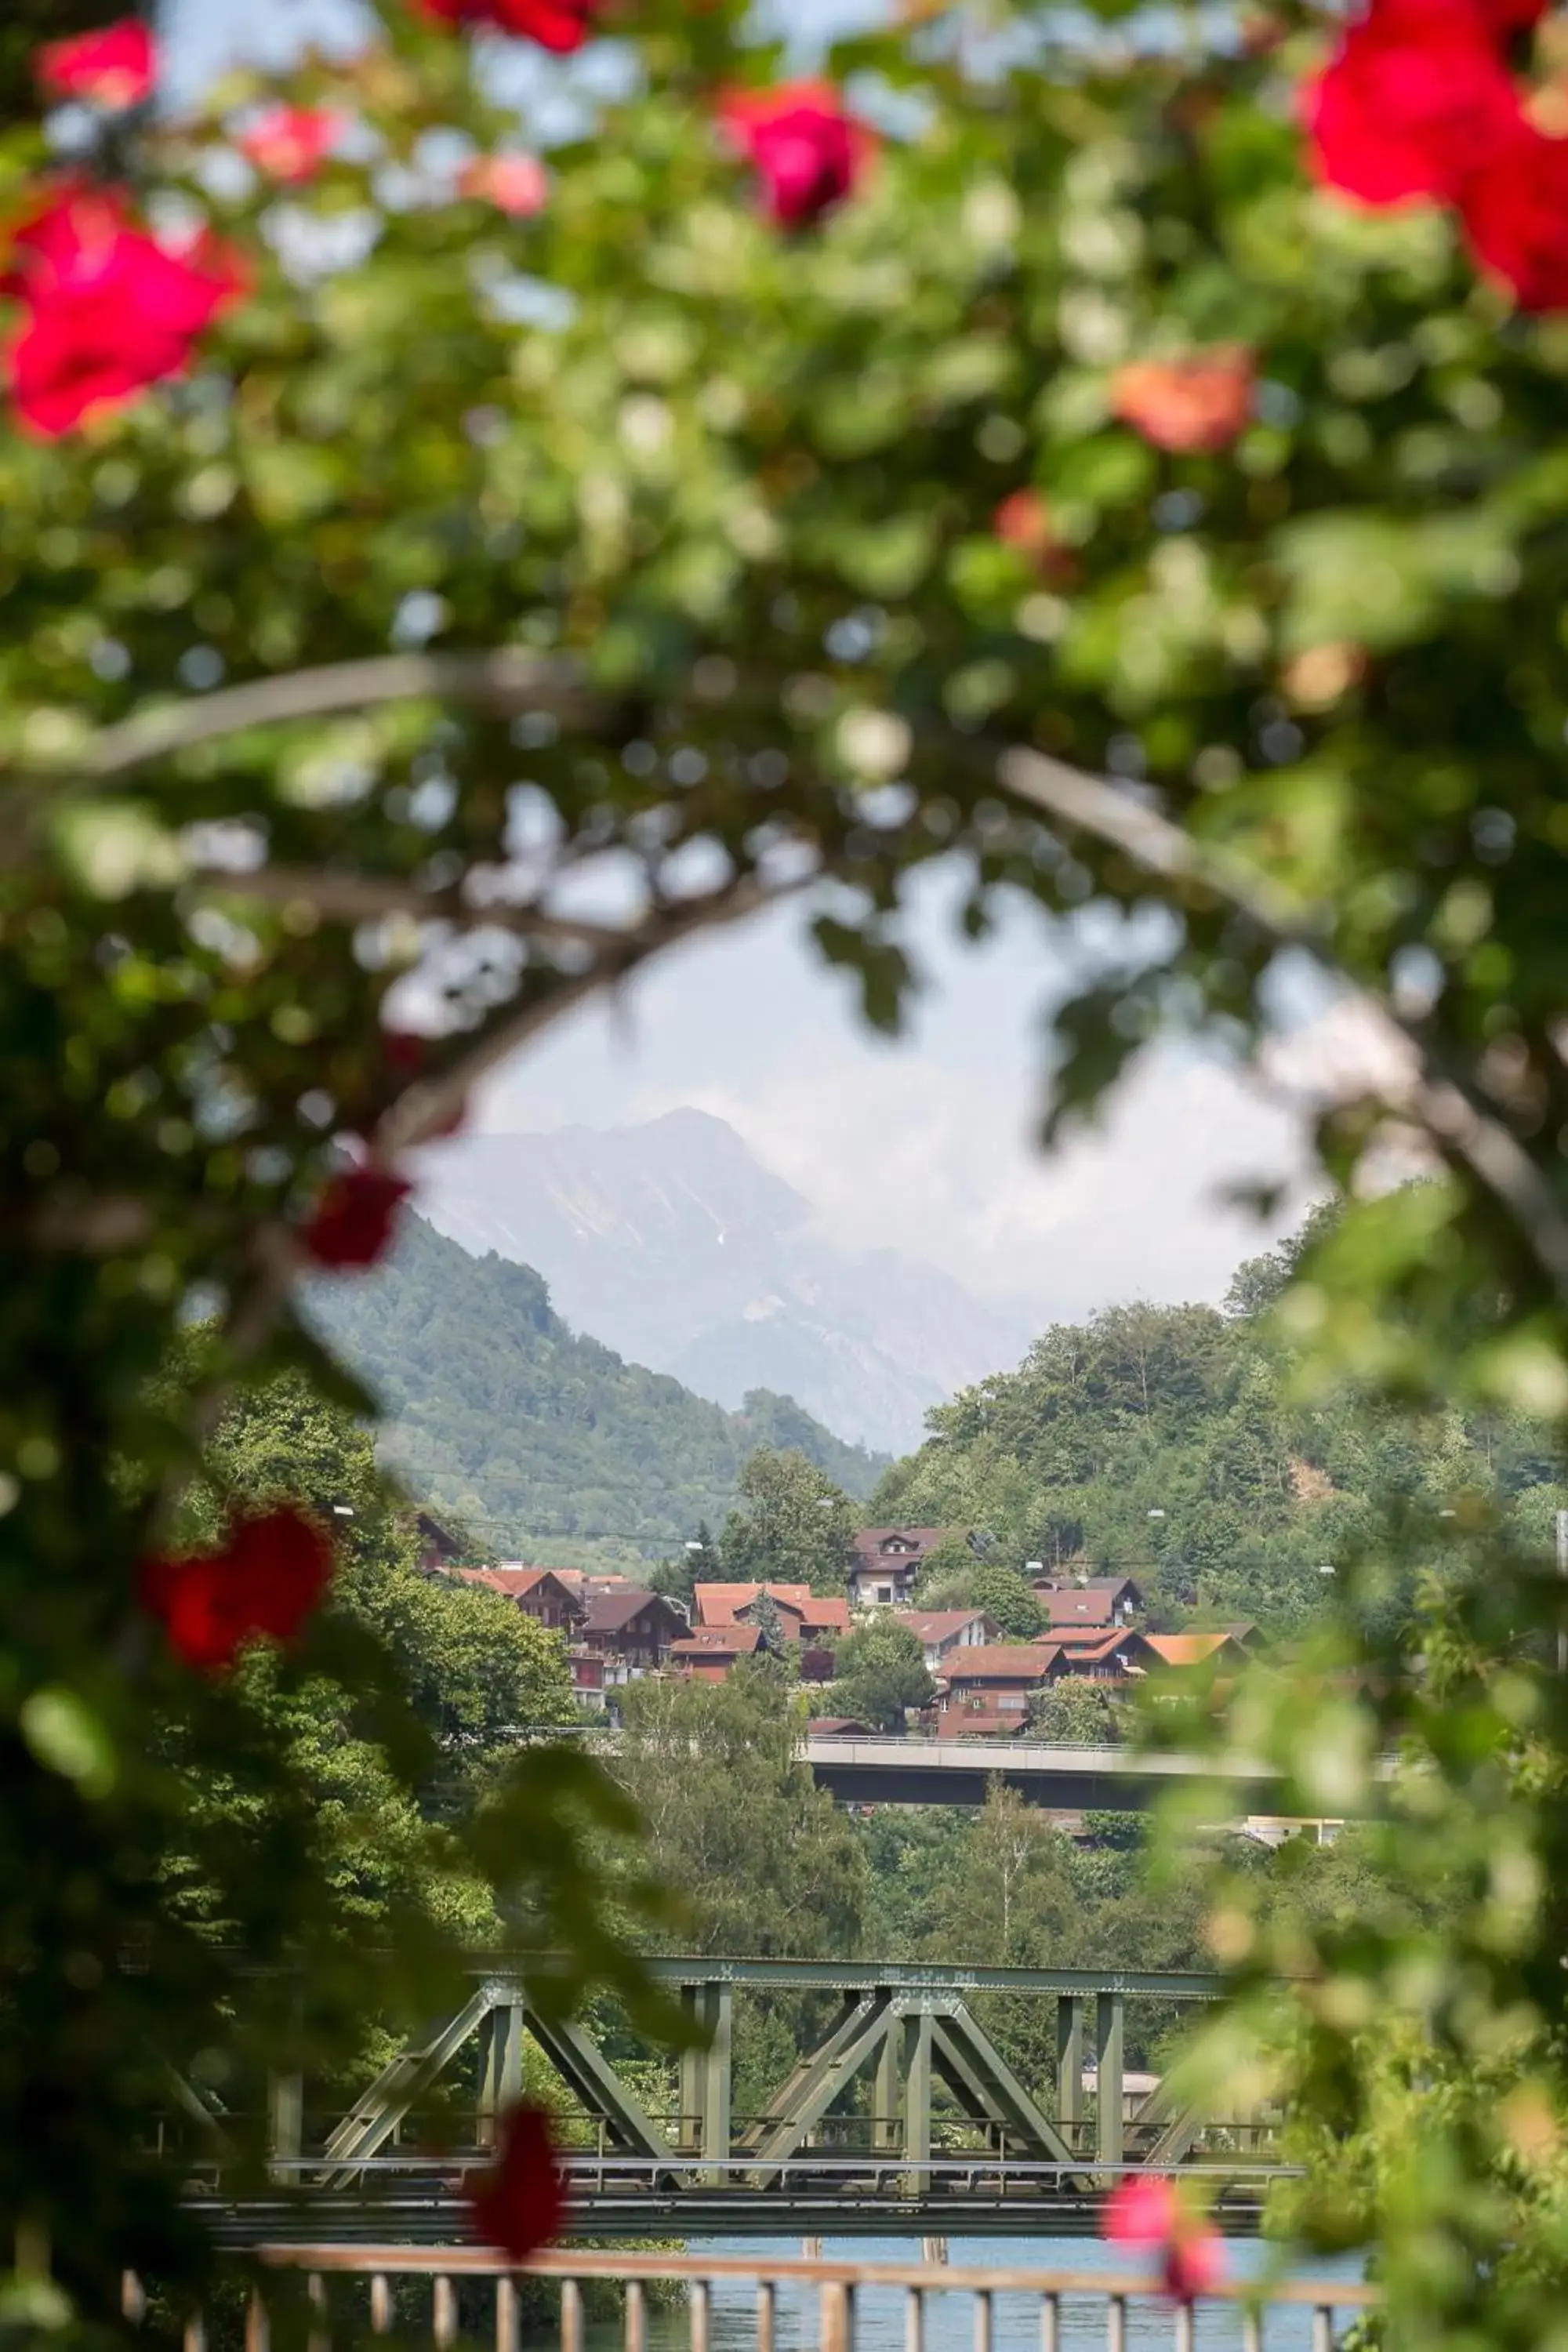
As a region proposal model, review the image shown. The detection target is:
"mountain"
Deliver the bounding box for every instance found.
[309,1213,884,1560]
[415,1110,1033,1454]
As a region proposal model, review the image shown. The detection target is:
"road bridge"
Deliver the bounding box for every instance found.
[800,1736,1341,1817]
[188,1958,1286,2242]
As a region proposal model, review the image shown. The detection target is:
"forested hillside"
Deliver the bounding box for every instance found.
[874,1222,1568,1633]
[309,1214,885,1560]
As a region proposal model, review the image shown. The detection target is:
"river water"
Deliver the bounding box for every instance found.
[604,2237,1368,2352]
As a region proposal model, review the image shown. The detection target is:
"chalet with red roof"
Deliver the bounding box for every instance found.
[936,1643,1063,1737]
[1033,1577,1143,1631]
[848,1528,950,1609]
[457,1564,586,1634]
[894,1608,996,1671]
[670,1623,775,1681]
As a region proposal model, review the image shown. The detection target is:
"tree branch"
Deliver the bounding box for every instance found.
[82,649,615,779]
[993,746,1568,1297]
[373,866,811,1156]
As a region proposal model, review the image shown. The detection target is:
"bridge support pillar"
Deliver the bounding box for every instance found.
[1055,1997,1084,2144]
[902,2010,932,2193]
[478,2001,524,2150]
[678,1981,731,2179]
[873,2013,901,2154]
[267,2072,302,2184]
[1095,1994,1123,2172]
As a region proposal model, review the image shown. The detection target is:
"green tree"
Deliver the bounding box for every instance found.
[970,1563,1045,1639]
[719,1450,858,1595]
[650,1522,719,1611]
[1028,1678,1125,1745]
[829,1619,935,1733]
[612,1669,866,1958]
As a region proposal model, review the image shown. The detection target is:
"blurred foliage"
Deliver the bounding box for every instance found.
[5,0,1568,2339]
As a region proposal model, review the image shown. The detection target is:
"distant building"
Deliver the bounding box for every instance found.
[579,1588,686,1671]
[1047,1628,1151,1682]
[808,1716,873,1737]
[695,1582,851,1641]
[936,1643,1063,1737]
[1033,1577,1143,1630]
[848,1528,950,1609]
[670,1624,773,1681]
[893,1608,996,1671]
[1141,1629,1257,1675]
[413,1511,466,1577]
[456,1564,586,1634]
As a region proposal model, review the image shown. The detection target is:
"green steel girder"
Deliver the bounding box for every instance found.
[521,1956,1227,2002]
[742,1992,896,2174]
[927,2008,1081,2175]
[524,2011,671,2161]
[320,1982,499,2183]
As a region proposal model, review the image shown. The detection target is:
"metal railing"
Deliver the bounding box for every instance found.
[128,2245,1377,2352]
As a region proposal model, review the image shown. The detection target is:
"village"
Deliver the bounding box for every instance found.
[435,1522,1265,1737]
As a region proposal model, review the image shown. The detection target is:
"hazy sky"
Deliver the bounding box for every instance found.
[169,0,1323,1323]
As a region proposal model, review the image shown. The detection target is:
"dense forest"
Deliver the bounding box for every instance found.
[872,1221,1568,1632]
[309,1214,886,1560]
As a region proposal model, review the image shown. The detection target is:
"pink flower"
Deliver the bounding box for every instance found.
[467,2103,570,2258]
[1109,347,1254,453]
[2,185,246,439]
[459,152,550,215]
[301,1167,412,1269]
[141,1508,334,1675]
[719,82,872,229]
[36,19,157,110]
[1302,0,1525,209]
[413,0,599,48]
[1105,2175,1225,2305]
[241,107,343,185]
[1460,119,1568,309]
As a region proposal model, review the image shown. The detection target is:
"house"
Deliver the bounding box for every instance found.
[457,1565,586,1634]
[670,1624,773,1681]
[1033,1577,1143,1631]
[893,1608,996,1672]
[1048,1628,1151,1683]
[694,1583,852,1642]
[1141,1630,1256,1675]
[848,1528,950,1609]
[936,1643,1062,1737]
[413,1510,466,1577]
[808,1715,873,1737]
[579,1588,686,1670]
[569,1648,607,1711]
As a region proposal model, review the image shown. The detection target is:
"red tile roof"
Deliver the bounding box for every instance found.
[895,1609,991,1643]
[1142,1631,1243,1668]
[672,1625,766,1658]
[1040,1589,1117,1627]
[695,1582,814,1624]
[942,1644,1062,1684]
[694,1584,851,1639]
[582,1588,678,1636]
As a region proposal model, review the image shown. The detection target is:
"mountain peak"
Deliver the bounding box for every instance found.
[419,1111,1032,1454]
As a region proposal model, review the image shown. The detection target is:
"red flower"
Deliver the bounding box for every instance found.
[2,186,245,439]
[36,19,157,109]
[459,152,550,215]
[1105,2175,1225,2305]
[1109,347,1254,453]
[467,2103,569,2259]
[141,1507,334,1675]
[412,0,599,49]
[1459,118,1568,309]
[719,83,872,229]
[301,1167,412,1270]
[1302,0,1524,209]
[241,107,343,184]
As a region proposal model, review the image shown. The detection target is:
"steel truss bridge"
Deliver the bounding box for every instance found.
[191,1958,1286,2244]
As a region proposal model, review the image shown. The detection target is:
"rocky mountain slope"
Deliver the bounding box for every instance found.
[416,1109,1032,1454]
